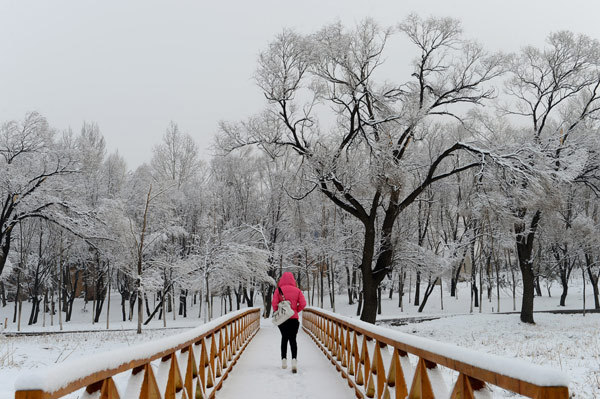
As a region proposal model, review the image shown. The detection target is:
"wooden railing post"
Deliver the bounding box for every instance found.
[139,363,161,399]
[163,352,184,399]
[183,345,197,399]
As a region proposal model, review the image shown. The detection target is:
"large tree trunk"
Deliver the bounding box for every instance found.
[346,266,354,305]
[588,270,600,309]
[13,271,21,323]
[413,271,421,306]
[359,223,378,323]
[179,289,187,317]
[244,286,254,307]
[361,274,378,323]
[120,293,127,321]
[559,270,569,307]
[534,275,543,297]
[519,258,536,324]
[450,259,463,297]
[470,239,479,308]
[359,189,402,323]
[584,252,600,309]
[515,210,541,324]
[234,284,242,310]
[0,281,6,307]
[398,270,405,309]
[28,296,40,325]
[0,230,13,278]
[94,274,106,323]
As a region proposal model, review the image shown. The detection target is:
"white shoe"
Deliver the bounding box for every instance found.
[292,359,297,373]
[282,358,287,369]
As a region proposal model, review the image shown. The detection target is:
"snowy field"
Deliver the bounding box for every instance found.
[1,282,598,398]
[386,313,600,399]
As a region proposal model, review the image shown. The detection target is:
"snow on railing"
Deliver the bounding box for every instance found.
[14,307,261,399]
[302,307,569,399]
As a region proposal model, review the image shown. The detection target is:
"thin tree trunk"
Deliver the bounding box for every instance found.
[106,265,111,330]
[13,271,20,323]
[418,277,439,313]
[413,271,421,306]
[582,267,586,317]
[172,285,176,321]
[479,257,483,314]
[17,295,22,332]
[495,256,500,313]
[137,185,153,334]
[440,279,443,311]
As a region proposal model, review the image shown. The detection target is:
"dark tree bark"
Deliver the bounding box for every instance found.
[13,270,21,323]
[413,271,421,307]
[450,260,462,297]
[120,293,128,322]
[584,252,600,309]
[515,210,541,324]
[244,286,254,307]
[0,281,6,307]
[398,271,405,308]
[179,289,187,317]
[93,272,106,323]
[227,288,232,313]
[418,277,439,312]
[534,276,543,297]
[144,293,151,317]
[234,284,242,310]
[470,239,479,308]
[346,266,354,305]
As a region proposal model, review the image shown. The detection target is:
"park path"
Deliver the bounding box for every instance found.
[217,319,354,399]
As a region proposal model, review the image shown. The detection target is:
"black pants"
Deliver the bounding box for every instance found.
[278,318,299,359]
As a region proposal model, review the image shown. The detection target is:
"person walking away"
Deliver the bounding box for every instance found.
[272,272,307,373]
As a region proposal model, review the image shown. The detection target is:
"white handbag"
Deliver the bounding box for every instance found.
[272,287,295,326]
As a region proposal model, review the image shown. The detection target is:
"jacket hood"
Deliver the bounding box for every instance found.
[278,272,297,288]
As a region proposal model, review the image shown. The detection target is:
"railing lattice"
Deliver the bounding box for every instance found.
[302,307,569,399]
[15,308,260,399]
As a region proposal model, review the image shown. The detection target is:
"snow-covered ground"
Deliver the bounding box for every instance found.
[0,328,177,399]
[385,313,600,399]
[327,280,596,319]
[0,294,223,333]
[1,282,598,398]
[217,320,355,399]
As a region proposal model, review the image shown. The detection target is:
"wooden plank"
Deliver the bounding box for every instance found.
[184,345,197,399]
[164,353,183,399]
[140,363,161,399]
[15,391,45,399]
[99,377,120,399]
[408,358,435,399]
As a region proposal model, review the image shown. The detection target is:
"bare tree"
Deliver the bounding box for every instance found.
[503,31,600,323]
[151,122,202,188]
[0,112,79,278]
[220,16,505,323]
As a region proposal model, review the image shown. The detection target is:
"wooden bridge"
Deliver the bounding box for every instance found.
[14,307,569,399]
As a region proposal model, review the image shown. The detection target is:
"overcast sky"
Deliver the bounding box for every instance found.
[2,0,600,168]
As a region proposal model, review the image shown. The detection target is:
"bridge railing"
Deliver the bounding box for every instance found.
[302,307,569,399]
[14,307,260,399]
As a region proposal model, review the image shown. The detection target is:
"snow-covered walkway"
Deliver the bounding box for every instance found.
[217,320,355,399]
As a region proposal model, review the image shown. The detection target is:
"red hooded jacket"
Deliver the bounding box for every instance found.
[272,272,307,320]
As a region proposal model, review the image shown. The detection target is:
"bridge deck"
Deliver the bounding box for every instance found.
[217,319,355,398]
